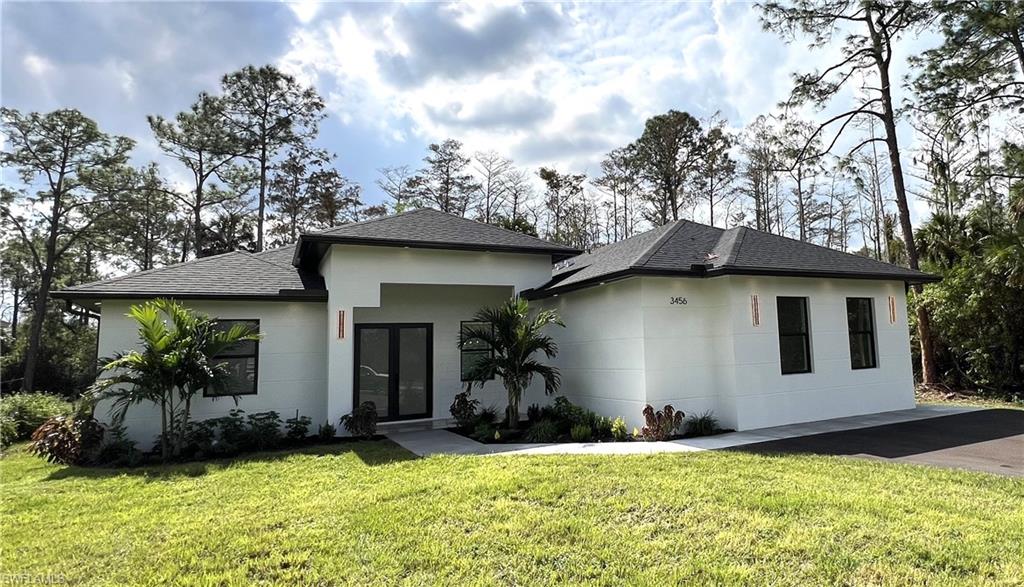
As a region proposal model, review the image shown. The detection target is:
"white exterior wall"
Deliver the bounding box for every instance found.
[722,276,914,430]
[95,299,327,446]
[544,275,915,431]
[541,279,647,422]
[320,245,554,425]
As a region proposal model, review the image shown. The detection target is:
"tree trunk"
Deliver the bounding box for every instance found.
[257,144,267,252]
[21,268,51,392]
[870,15,938,385]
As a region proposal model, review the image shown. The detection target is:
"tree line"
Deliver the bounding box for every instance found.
[2,1,1022,398]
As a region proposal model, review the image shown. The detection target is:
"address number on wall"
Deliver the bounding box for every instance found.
[669,297,688,305]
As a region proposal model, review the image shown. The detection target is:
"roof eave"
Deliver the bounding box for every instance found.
[524,265,941,299]
[51,290,328,303]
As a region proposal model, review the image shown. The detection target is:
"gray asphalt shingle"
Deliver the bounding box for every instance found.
[531,219,938,296]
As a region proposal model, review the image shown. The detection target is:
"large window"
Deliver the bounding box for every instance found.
[777,297,812,375]
[846,298,878,369]
[205,319,259,396]
[460,321,494,381]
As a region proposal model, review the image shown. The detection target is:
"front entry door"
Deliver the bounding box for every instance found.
[354,324,433,421]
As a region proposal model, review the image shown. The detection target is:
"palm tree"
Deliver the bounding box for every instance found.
[89,299,260,460]
[459,297,564,429]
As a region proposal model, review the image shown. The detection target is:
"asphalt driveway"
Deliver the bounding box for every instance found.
[732,408,1024,477]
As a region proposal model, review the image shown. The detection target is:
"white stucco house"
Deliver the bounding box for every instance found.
[55,208,938,443]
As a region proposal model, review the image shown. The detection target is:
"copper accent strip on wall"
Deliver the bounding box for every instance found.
[751,294,760,327]
[338,309,345,339]
[888,296,897,324]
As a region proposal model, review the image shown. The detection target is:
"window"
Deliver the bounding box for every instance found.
[460,321,494,381]
[777,297,812,374]
[205,319,259,396]
[847,298,877,369]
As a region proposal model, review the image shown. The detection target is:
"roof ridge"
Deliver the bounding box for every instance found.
[748,227,927,272]
[716,226,748,266]
[63,251,245,291]
[304,208,430,236]
[632,220,687,268]
[244,251,300,273]
[451,209,578,250]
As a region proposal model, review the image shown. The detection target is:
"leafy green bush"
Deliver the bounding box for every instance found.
[341,402,378,439]
[0,416,17,449]
[640,404,684,441]
[29,412,104,465]
[611,417,629,441]
[285,412,312,441]
[570,423,593,442]
[526,403,543,423]
[246,411,282,451]
[0,393,72,442]
[524,420,559,443]
[475,406,499,427]
[685,411,719,437]
[95,424,142,467]
[449,390,481,430]
[471,421,497,442]
[317,421,336,441]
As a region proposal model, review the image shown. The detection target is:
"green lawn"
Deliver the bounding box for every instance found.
[1,442,1022,586]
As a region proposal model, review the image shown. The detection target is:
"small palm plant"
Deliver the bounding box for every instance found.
[89,299,260,461]
[459,297,563,429]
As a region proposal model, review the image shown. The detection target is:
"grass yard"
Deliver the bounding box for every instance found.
[1,442,1022,586]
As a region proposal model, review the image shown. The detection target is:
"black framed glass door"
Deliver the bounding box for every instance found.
[354,323,432,421]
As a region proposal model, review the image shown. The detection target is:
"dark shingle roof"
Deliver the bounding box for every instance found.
[53,248,326,302]
[527,220,939,297]
[294,208,579,267]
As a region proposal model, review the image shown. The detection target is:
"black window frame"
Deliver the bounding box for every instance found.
[204,319,260,397]
[460,320,495,382]
[846,297,878,370]
[776,297,812,375]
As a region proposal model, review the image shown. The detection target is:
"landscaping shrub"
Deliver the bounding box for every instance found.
[640,404,684,441]
[285,411,312,441]
[95,424,142,467]
[317,422,337,441]
[526,403,543,423]
[570,423,593,442]
[246,411,282,451]
[0,392,72,442]
[524,419,559,443]
[341,402,378,439]
[475,406,499,427]
[449,390,481,430]
[472,420,497,442]
[204,409,247,455]
[685,411,719,437]
[0,416,16,449]
[181,419,216,458]
[29,412,104,465]
[611,417,629,441]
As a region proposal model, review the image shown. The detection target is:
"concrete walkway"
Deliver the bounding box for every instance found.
[387,405,979,457]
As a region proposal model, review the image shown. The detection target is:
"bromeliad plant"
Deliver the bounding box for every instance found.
[88,299,261,461]
[459,297,564,429]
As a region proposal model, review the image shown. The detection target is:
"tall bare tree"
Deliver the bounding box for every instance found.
[409,139,479,215]
[472,151,513,223]
[758,0,939,384]
[376,165,417,212]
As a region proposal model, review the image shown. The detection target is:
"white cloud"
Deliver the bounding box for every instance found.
[287,0,321,24]
[22,53,54,76]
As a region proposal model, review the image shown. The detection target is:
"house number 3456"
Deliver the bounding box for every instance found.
[670,297,688,305]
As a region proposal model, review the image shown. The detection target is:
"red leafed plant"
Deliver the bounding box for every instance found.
[29,413,104,465]
[640,404,684,441]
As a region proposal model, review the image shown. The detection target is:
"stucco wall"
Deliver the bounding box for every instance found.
[540,279,648,424]
[320,245,554,425]
[543,275,915,431]
[722,276,914,430]
[95,299,328,446]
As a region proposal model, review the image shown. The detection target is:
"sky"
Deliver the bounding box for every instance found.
[1,0,939,223]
